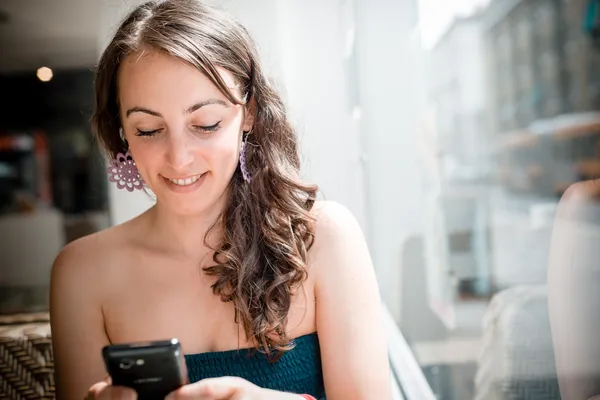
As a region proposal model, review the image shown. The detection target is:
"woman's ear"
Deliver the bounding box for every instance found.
[243,97,256,132]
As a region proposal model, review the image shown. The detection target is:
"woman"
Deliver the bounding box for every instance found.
[49,1,391,399]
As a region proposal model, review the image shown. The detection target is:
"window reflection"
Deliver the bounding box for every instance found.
[413,0,600,398]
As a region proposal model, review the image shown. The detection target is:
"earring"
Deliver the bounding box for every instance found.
[107,150,144,192]
[240,131,251,183]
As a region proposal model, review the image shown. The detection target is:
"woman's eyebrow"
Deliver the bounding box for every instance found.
[125,99,230,118]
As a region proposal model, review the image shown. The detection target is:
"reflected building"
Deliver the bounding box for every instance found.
[484,0,600,135]
[483,0,600,199]
[426,13,489,174]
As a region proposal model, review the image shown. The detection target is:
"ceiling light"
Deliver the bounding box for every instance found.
[37,66,53,82]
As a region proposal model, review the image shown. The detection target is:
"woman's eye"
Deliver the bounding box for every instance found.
[135,128,161,137]
[193,121,221,133]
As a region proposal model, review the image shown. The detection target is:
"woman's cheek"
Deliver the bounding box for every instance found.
[209,134,242,174]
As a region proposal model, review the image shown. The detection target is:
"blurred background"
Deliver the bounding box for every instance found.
[1,0,600,399]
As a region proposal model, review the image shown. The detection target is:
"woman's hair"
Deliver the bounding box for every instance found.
[92,0,318,357]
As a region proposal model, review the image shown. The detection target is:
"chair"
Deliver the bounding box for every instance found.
[0,312,54,399]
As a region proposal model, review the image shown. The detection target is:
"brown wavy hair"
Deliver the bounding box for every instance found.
[92,0,318,357]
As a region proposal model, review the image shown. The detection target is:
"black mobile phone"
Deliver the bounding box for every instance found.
[102,338,188,400]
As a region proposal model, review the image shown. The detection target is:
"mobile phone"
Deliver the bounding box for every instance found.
[102,338,188,400]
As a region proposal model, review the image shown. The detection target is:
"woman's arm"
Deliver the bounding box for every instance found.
[50,238,111,399]
[311,201,391,400]
[548,181,600,400]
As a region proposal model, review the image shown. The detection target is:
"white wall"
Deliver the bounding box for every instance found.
[219,0,284,81]
[353,0,424,319]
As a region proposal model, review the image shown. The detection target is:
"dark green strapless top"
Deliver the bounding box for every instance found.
[184,333,326,399]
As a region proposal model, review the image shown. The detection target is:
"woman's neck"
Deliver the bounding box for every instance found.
[146,197,227,261]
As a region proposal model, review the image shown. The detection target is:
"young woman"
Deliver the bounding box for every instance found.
[50,1,391,399]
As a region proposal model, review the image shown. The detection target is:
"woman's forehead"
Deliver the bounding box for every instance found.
[118,50,243,105]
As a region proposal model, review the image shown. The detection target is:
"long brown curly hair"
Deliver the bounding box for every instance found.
[92,0,318,357]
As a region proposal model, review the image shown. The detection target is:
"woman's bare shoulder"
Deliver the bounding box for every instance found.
[310,200,363,240]
[51,218,138,287]
[308,200,367,269]
[49,222,140,399]
[56,225,120,265]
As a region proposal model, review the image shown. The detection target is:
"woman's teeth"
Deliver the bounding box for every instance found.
[168,174,202,186]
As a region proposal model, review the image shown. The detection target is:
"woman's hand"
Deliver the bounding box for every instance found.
[85,377,137,400]
[165,377,304,400]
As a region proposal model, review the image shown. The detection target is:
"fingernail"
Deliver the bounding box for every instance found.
[124,388,137,400]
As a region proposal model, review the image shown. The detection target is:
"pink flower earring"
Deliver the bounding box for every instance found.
[107,150,144,192]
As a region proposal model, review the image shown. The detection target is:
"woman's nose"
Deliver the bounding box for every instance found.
[165,134,195,172]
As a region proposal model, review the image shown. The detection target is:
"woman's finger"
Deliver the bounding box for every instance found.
[100,386,138,400]
[87,380,110,399]
[166,376,247,400]
[88,382,137,400]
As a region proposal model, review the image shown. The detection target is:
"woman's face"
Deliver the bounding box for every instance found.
[117,50,252,216]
